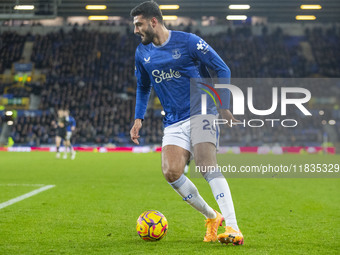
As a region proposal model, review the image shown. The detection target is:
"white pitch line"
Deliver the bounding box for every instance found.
[0,185,55,210]
[0,184,45,187]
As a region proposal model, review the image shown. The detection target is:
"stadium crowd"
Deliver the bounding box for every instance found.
[1,25,339,146]
[0,31,27,74]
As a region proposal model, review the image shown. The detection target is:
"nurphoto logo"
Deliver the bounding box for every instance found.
[200,83,312,128]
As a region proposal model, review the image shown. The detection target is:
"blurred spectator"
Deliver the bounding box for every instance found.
[3,26,339,146]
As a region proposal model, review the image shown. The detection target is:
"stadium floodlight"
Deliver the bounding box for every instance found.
[226,15,247,20]
[163,15,178,20]
[14,5,34,10]
[88,16,109,20]
[229,5,250,10]
[159,5,180,10]
[5,111,13,116]
[300,5,322,10]
[85,5,107,10]
[296,15,316,20]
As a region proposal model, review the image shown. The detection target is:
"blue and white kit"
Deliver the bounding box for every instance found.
[134,30,231,149]
[66,115,76,140]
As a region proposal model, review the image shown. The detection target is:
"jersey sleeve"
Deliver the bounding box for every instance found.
[134,48,152,120]
[188,33,230,109]
[71,117,76,127]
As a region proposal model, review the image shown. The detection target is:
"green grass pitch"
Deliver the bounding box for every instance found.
[0,152,339,254]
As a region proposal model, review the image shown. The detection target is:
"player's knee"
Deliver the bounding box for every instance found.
[162,166,182,183]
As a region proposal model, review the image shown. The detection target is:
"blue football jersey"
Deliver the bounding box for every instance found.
[134,30,230,127]
[66,116,76,132]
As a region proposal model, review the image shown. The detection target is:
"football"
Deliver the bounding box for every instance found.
[136,210,168,241]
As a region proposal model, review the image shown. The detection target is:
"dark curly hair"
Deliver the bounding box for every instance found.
[130,1,163,24]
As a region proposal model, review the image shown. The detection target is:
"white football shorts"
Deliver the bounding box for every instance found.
[66,131,72,140]
[162,114,220,152]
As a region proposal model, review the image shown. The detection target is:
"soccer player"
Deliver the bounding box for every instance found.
[54,109,66,159]
[129,1,243,245]
[64,109,76,160]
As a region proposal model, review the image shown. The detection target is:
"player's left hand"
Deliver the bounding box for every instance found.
[219,109,240,128]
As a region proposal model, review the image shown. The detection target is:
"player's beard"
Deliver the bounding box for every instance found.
[141,25,155,45]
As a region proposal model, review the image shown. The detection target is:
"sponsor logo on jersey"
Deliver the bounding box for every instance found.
[144,57,151,64]
[172,48,181,59]
[152,69,181,83]
[196,39,209,54]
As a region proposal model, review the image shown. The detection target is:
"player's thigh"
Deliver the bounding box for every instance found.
[55,136,61,145]
[162,145,190,183]
[193,142,217,175]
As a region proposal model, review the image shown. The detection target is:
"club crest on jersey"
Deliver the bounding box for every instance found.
[172,49,181,59]
[196,39,209,54]
[144,57,151,64]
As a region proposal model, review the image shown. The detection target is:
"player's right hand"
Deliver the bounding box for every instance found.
[130,119,143,145]
[219,109,240,128]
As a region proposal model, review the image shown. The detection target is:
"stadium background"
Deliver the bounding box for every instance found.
[0,1,339,254]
